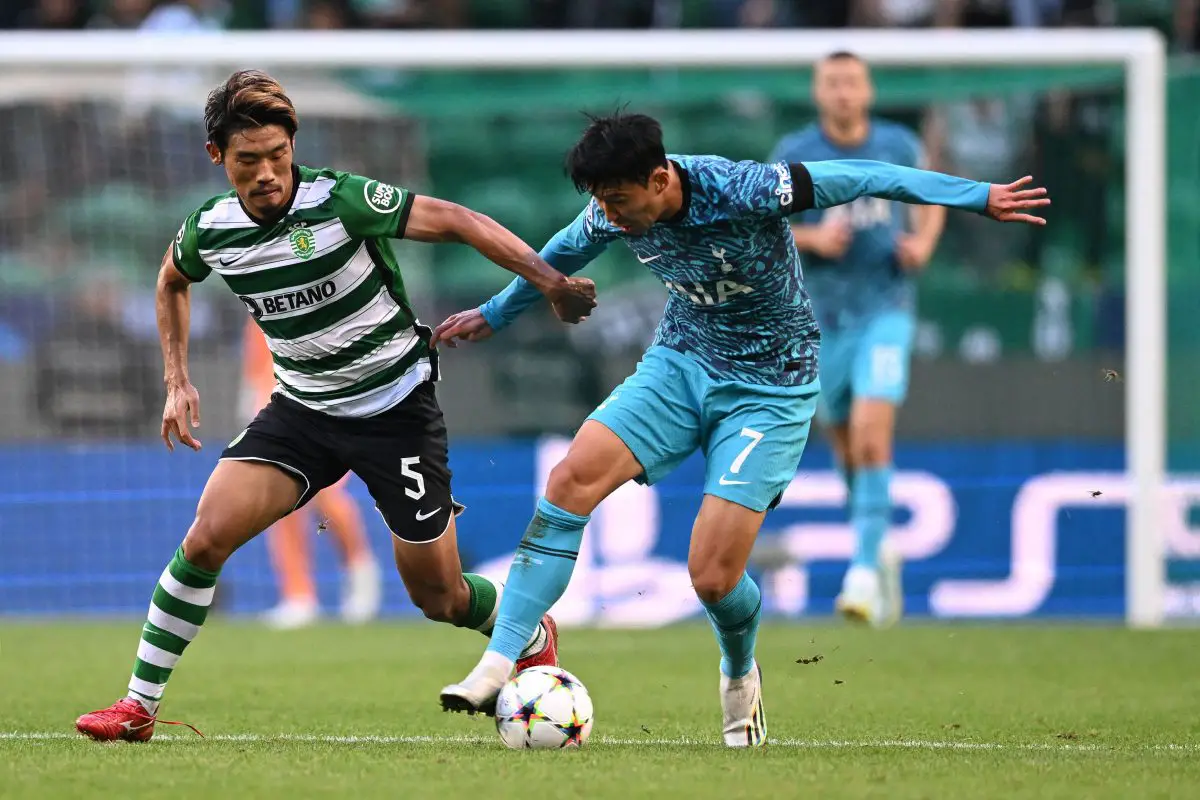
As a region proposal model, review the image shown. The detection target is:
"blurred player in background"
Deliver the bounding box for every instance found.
[241,319,382,630]
[434,111,1047,746]
[769,52,946,629]
[75,70,597,742]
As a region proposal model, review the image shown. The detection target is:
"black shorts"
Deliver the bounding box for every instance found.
[221,382,464,543]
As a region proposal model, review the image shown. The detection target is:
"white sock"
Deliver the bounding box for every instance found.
[519,624,547,659]
[467,651,516,688]
[127,693,159,715]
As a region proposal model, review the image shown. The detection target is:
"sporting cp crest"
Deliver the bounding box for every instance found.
[288,224,316,259]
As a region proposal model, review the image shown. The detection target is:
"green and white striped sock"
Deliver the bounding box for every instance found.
[127,546,219,714]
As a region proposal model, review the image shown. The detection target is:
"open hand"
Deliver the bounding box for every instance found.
[162,381,202,452]
[431,308,494,349]
[986,176,1051,225]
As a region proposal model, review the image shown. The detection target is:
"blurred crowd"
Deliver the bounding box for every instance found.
[0,1,1195,49]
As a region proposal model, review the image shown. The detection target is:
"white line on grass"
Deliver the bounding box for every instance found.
[2,732,1197,752]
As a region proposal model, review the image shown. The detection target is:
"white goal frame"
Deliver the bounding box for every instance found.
[0,28,1167,627]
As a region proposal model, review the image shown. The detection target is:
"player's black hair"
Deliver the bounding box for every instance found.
[565,110,669,194]
[823,50,864,63]
[204,70,298,155]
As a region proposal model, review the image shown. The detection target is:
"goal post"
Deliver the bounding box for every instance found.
[0,28,1167,627]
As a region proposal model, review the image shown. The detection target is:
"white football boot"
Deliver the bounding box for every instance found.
[440,653,513,717]
[261,599,319,630]
[339,557,382,624]
[720,662,767,748]
[835,542,903,628]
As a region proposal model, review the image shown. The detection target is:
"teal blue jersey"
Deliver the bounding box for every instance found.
[770,120,925,330]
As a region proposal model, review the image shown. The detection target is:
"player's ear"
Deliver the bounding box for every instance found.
[205,141,222,166]
[651,166,670,194]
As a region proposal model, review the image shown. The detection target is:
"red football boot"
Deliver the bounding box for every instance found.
[75,698,203,742]
[515,614,559,672]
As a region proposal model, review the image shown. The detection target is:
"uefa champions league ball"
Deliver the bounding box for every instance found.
[495,666,594,750]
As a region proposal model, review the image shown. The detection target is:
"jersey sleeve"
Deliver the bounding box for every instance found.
[331,172,415,240]
[795,159,988,213]
[727,160,799,221]
[479,201,612,332]
[171,211,210,282]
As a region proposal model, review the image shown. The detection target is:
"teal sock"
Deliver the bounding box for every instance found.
[701,573,762,679]
[851,465,892,569]
[487,497,589,662]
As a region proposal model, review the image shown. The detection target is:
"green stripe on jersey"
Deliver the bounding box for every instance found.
[277,343,429,401]
[219,240,362,296]
[272,312,410,376]
[256,274,386,341]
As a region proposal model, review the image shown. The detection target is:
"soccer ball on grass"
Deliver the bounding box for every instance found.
[494,666,593,750]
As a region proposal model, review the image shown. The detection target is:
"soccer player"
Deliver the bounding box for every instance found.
[768,51,943,628]
[74,70,597,742]
[432,111,1048,746]
[241,320,382,629]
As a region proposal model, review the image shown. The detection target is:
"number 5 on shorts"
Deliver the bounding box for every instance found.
[729,427,763,476]
[401,456,425,500]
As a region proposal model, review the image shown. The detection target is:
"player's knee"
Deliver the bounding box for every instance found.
[545,458,603,514]
[689,563,741,605]
[850,434,891,468]
[406,580,467,624]
[181,515,238,571]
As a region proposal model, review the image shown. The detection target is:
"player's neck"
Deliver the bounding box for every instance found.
[820,117,870,149]
[658,161,686,222]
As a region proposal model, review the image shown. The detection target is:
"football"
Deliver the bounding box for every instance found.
[494,666,594,750]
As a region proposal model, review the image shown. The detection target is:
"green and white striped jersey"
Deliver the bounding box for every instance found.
[173,165,436,418]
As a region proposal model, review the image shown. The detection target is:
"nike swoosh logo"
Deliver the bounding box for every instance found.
[636,254,661,264]
[120,719,154,731]
[415,507,443,522]
[219,252,251,267]
[718,476,750,486]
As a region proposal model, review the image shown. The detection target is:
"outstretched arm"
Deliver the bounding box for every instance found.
[478,218,610,332]
[404,195,596,323]
[790,160,1049,224]
[156,246,202,452]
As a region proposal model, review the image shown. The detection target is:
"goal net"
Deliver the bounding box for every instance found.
[0,29,1176,627]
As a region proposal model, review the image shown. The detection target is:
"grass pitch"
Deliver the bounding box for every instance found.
[2,621,1198,798]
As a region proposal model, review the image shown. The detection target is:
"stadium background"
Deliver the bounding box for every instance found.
[2,0,1199,623]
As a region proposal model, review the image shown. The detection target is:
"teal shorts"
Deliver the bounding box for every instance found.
[818,310,915,425]
[587,346,819,512]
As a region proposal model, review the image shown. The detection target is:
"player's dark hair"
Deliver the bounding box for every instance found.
[204,70,298,155]
[823,50,863,63]
[565,111,669,194]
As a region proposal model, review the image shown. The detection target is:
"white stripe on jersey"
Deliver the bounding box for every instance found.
[200,218,350,274]
[294,176,336,210]
[240,245,374,323]
[275,358,433,418]
[197,179,335,230]
[274,328,419,392]
[197,197,250,229]
[266,293,402,361]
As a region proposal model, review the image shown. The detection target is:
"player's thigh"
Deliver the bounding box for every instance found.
[701,380,820,513]
[189,397,348,568]
[545,420,646,516]
[849,311,916,407]
[816,326,857,428]
[687,494,768,602]
[584,346,704,489]
[340,382,464,546]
